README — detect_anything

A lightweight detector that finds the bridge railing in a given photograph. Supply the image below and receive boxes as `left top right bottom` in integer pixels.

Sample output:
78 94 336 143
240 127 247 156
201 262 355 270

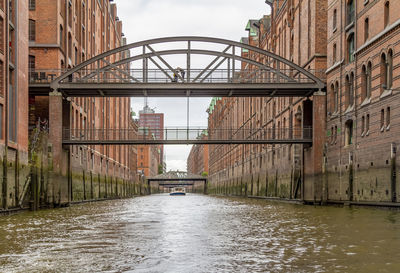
62 127 313 143
29 68 324 85
29 69 68 83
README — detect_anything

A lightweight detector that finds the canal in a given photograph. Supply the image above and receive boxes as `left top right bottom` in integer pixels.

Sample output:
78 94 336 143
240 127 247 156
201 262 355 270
1 195 400 272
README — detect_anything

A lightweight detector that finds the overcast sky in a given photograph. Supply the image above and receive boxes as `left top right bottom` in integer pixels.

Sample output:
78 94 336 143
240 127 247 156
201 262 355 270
116 0 270 172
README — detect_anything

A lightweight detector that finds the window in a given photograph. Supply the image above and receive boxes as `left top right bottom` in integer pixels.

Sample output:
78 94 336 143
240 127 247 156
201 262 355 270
361 116 365 135
59 25 63 48
367 62 372 99
330 84 335 113
0 17 3 53
29 55 35 80
8 70 16 142
334 125 338 142
380 109 385 130
364 18 369 42
386 107 390 128
387 50 393 89
0 61 3 96
333 43 337 64
366 114 370 133
333 9 337 30
334 82 339 113
361 65 368 101
345 120 353 146
29 19 35 41
347 34 355 63
347 0 355 25
68 2 72 27
346 74 354 108
380 52 392 91
0 104 2 139
29 0 35 10
68 32 72 58
384 1 390 28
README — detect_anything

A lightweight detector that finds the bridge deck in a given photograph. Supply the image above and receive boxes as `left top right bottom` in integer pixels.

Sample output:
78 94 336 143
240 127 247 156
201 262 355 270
29 82 320 97
61 128 313 145
62 139 312 145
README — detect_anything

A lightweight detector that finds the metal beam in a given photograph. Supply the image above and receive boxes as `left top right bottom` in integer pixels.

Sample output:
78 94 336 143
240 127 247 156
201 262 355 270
148 57 173 81
100 58 141 83
30 82 322 97
145 44 184 82
192 45 231 82
199 57 228 83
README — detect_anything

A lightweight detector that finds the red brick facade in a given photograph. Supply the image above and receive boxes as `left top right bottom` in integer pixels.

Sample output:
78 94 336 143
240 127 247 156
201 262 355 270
206 0 329 201
325 0 400 202
202 0 400 205
27 0 138 203
187 134 209 176
0 0 30 209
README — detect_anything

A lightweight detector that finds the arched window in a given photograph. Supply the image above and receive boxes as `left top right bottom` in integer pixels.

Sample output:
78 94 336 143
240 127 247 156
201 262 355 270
350 73 354 106
330 83 335 113
384 1 390 28
347 33 355 63
347 0 355 25
346 73 354 107
345 120 353 146
364 17 369 42
333 9 337 30
68 32 72 58
381 53 391 91
333 43 337 64
388 49 393 89
367 62 372 99
361 116 365 135
362 65 368 101
345 75 350 107
334 81 339 113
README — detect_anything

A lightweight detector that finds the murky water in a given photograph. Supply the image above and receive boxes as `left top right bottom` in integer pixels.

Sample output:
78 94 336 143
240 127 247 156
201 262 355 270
1 195 400 272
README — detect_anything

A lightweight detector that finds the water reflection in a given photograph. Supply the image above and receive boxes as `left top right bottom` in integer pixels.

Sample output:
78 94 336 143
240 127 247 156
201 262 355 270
1 195 400 272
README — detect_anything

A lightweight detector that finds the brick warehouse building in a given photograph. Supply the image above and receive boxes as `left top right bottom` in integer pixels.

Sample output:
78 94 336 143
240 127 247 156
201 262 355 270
138 104 164 170
205 0 329 202
325 0 400 203
187 132 209 176
196 0 400 205
136 126 160 177
27 0 138 205
0 0 30 210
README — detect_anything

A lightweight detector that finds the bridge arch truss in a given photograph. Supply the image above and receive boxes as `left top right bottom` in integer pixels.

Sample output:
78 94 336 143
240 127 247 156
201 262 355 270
30 36 325 97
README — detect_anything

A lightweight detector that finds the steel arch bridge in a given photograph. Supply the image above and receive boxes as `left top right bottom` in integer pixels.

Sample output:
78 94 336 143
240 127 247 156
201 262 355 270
29 36 325 97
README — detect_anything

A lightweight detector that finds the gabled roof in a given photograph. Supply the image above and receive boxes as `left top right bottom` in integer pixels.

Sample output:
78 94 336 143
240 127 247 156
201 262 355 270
245 19 259 37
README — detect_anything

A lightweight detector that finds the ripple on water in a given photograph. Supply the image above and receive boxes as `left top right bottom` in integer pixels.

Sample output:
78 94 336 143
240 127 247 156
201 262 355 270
1 195 400 272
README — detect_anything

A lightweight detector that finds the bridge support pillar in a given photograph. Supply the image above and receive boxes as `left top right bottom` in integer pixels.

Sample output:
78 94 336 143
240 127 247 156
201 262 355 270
49 91 71 204
312 91 327 203
204 180 208 195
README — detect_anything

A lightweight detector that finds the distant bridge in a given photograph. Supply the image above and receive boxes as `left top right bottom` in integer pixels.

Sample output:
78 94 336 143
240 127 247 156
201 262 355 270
147 171 208 194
